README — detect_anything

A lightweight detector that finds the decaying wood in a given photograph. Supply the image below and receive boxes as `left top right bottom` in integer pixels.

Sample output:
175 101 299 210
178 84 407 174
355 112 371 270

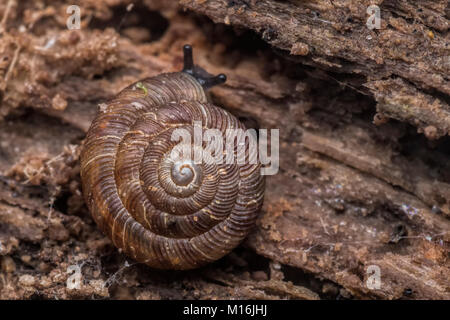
0 0 448 299
182 0 450 138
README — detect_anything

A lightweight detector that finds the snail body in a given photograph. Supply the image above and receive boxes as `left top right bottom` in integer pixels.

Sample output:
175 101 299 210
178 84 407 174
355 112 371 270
80 45 265 270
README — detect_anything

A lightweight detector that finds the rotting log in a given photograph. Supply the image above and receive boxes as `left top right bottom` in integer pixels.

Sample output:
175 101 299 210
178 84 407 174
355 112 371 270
0 0 448 299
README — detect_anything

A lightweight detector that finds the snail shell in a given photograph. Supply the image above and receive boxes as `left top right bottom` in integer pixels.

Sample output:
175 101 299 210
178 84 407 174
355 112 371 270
80 45 265 270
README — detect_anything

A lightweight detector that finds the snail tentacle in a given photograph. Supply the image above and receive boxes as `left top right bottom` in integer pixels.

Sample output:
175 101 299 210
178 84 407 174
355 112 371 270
182 44 227 89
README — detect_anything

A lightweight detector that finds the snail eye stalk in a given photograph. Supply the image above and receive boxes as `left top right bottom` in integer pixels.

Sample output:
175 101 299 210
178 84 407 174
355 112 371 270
182 44 194 71
182 44 227 89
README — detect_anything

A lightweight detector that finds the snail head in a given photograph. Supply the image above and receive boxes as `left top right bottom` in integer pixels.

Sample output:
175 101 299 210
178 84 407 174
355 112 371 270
182 44 227 89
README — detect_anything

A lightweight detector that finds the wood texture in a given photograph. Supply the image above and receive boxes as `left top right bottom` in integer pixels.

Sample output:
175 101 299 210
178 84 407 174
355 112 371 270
0 0 448 299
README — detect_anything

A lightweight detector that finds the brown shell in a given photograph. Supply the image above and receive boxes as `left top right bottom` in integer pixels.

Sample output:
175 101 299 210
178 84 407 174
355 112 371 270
80 72 265 270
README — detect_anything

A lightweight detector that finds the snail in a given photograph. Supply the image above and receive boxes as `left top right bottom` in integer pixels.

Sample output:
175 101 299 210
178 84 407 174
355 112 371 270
80 45 265 270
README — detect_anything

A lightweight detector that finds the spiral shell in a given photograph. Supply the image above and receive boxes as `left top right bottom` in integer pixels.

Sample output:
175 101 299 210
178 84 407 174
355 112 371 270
80 46 265 269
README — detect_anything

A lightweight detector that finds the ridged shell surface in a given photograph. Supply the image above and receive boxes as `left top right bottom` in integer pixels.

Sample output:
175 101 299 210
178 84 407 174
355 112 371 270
80 72 265 269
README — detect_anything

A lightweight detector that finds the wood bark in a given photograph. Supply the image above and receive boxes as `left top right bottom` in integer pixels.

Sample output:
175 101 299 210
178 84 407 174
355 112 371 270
0 0 448 299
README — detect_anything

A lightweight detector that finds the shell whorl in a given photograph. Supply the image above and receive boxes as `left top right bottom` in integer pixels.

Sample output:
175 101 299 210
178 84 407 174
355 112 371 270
80 71 265 270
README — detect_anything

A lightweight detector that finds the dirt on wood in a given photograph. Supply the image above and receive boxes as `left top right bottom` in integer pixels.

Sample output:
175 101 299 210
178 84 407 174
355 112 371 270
0 0 448 300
